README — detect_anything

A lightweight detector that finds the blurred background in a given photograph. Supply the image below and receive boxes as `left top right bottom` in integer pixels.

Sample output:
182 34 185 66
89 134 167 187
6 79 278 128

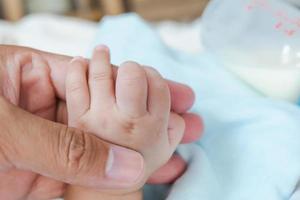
0 0 210 57
0 0 210 21
0 0 299 102
1 2 300 200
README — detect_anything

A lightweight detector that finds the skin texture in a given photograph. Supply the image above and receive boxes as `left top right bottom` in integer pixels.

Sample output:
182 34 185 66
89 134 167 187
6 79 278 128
64 47 185 199
0 45 204 199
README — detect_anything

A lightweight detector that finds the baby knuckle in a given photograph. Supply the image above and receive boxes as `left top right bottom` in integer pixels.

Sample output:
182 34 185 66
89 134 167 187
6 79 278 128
156 80 168 91
144 67 168 88
119 62 146 81
122 74 146 83
91 71 112 82
67 81 83 94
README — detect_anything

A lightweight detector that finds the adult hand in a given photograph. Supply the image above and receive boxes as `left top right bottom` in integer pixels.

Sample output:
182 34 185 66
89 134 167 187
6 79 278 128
0 45 203 199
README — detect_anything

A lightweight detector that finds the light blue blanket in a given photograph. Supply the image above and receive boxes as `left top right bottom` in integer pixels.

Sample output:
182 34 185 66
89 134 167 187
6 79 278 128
90 11 300 200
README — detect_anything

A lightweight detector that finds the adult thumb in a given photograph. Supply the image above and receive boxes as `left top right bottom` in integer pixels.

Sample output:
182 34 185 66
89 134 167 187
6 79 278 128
0 97 144 190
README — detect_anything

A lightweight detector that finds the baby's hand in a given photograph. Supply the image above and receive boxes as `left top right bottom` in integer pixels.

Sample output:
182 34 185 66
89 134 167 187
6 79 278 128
65 45 184 192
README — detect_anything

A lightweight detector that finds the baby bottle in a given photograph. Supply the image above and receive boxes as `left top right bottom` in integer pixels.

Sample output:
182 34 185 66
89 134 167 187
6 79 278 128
201 0 300 102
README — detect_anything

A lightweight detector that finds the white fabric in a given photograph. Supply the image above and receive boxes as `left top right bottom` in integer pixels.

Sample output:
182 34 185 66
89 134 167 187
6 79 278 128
0 14 203 56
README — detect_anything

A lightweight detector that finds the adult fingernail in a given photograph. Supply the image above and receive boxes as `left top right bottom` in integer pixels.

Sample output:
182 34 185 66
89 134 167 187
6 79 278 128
105 145 144 188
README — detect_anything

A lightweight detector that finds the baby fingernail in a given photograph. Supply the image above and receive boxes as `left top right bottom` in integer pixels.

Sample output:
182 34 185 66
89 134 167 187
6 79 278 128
95 44 110 53
105 145 144 188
